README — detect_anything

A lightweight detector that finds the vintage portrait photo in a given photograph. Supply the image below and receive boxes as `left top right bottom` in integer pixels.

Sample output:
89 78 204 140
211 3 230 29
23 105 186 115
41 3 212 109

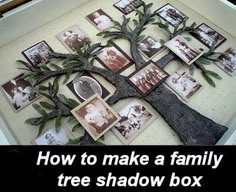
113 0 143 15
66 72 110 102
165 69 203 101
57 25 88 53
96 41 133 73
71 95 120 141
112 100 155 144
191 23 227 49
34 127 71 145
22 41 53 65
1 74 39 112
165 35 203 65
128 61 168 95
217 48 236 76
156 3 187 27
86 9 114 31
138 36 164 59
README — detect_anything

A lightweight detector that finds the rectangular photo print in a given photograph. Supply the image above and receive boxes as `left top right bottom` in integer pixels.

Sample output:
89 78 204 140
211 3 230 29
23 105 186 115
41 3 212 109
165 35 203 65
112 100 156 144
33 127 72 145
138 36 164 59
96 41 133 73
71 95 120 141
56 25 88 53
86 9 114 31
216 48 236 76
1 74 39 112
66 72 111 102
190 23 226 49
165 69 203 101
113 0 143 15
128 61 168 96
22 40 53 65
156 3 187 27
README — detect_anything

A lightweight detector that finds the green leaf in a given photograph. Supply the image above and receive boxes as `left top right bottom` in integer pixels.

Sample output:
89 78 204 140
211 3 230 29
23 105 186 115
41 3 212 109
205 70 222 80
183 37 191 42
25 117 41 125
113 20 121 27
38 91 51 100
159 39 166 45
67 116 77 124
55 114 62 131
138 35 145 42
63 67 73 84
50 63 63 70
53 78 59 97
39 102 54 110
40 65 51 71
188 64 195 75
96 31 107 36
145 3 153 10
202 72 216 87
67 98 79 108
32 104 47 116
156 23 169 29
37 120 46 137
133 19 139 26
72 123 81 132
67 137 83 145
190 22 197 29
73 71 84 84
198 58 211 65
38 85 48 91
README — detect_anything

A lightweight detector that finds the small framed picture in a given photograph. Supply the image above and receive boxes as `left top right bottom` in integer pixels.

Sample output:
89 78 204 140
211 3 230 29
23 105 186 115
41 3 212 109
1 74 39 112
33 127 72 145
190 23 227 49
56 25 88 53
138 36 164 59
113 0 143 15
96 41 133 73
128 60 169 96
156 3 187 27
66 72 111 102
216 48 236 76
22 40 53 65
71 95 120 141
112 100 156 144
165 35 203 65
86 9 114 31
165 69 203 101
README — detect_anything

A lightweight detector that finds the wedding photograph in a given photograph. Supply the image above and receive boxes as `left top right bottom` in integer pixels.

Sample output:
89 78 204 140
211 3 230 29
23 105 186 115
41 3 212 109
112 100 155 144
57 25 88 53
165 35 203 65
71 95 120 141
1 74 39 112
66 72 110 102
128 61 168 95
22 41 53 65
165 69 203 101
113 0 143 15
96 41 133 73
191 23 226 49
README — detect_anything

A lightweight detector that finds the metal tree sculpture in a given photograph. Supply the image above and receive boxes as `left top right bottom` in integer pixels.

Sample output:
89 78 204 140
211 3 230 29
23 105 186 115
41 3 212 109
20 3 227 145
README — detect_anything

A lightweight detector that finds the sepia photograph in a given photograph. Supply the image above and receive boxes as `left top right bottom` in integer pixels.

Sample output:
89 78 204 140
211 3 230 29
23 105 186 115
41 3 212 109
86 9 114 31
165 69 203 101
217 48 236 76
113 0 143 15
165 35 203 65
138 36 164 59
71 95 120 141
128 61 168 95
57 25 88 53
33 127 72 145
1 74 39 112
22 41 53 65
112 100 155 144
66 72 110 102
190 23 227 49
96 41 133 73
156 3 187 27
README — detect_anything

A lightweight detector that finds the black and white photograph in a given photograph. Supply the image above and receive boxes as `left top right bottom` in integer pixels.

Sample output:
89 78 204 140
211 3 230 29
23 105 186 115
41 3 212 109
33 127 72 145
113 0 143 15
86 9 114 31
57 25 88 53
1 74 39 112
217 48 236 76
191 23 227 49
71 95 120 141
165 69 203 101
138 36 164 59
128 61 168 95
156 3 187 27
66 72 110 102
96 41 133 73
22 41 53 65
165 35 203 65
112 100 155 144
